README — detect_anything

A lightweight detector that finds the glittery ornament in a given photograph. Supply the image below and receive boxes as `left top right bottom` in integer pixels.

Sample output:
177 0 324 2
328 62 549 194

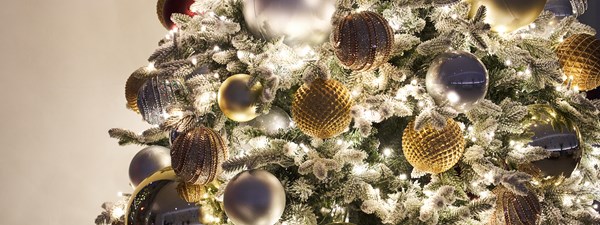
468 0 546 33
218 74 264 122
426 51 489 113
402 119 465 174
292 78 353 139
224 170 286 225
489 186 541 225
245 106 292 135
125 67 149 113
333 11 394 71
128 146 171 187
171 127 228 185
556 33 600 91
176 182 204 203
524 105 582 178
137 75 184 125
126 168 202 225
243 0 336 46
157 0 196 30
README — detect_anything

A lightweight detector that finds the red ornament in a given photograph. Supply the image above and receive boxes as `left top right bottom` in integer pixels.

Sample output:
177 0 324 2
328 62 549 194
157 0 196 30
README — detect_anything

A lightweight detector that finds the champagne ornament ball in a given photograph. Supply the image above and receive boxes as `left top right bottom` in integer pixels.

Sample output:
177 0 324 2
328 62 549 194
126 168 202 225
171 127 228 185
333 11 394 71
157 0 196 30
489 186 541 225
242 0 336 46
468 0 547 33
556 33 600 91
137 75 184 125
128 146 171 187
402 119 466 174
224 170 286 225
292 78 353 139
218 74 264 122
426 51 489 113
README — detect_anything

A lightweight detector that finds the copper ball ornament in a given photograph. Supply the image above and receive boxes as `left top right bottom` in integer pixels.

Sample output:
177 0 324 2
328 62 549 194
128 145 172 187
426 51 489 113
137 75 184 125
224 169 286 225
242 0 336 46
171 127 228 185
468 0 547 33
333 11 394 71
556 33 600 91
489 186 541 225
524 105 582 178
157 0 196 30
125 168 202 225
125 67 149 113
218 74 264 122
401 119 466 174
292 78 353 139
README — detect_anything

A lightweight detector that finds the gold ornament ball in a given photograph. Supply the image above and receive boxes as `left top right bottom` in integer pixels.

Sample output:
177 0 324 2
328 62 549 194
171 127 228 185
176 182 204 203
292 78 353 139
556 33 600 91
333 11 394 71
489 186 541 225
218 74 264 122
401 119 465 174
125 67 149 113
468 0 547 33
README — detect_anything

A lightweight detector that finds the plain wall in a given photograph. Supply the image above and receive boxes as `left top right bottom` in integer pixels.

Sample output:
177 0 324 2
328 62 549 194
0 1 598 225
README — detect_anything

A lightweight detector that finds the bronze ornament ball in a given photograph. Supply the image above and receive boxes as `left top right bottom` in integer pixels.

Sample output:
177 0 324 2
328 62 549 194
292 78 353 139
218 74 264 122
401 119 466 174
333 11 394 72
468 0 547 33
224 169 286 225
157 0 196 30
556 33 600 91
489 186 541 225
125 67 149 113
171 127 228 185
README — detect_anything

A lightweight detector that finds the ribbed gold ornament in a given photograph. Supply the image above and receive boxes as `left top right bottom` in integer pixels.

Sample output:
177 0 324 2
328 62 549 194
468 0 546 33
292 78 353 139
401 119 465 174
218 74 264 122
333 11 393 71
176 182 204 203
125 68 148 113
171 127 228 185
556 33 600 91
489 186 541 225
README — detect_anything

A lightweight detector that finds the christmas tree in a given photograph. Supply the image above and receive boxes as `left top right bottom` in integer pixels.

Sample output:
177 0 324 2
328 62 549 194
96 0 600 224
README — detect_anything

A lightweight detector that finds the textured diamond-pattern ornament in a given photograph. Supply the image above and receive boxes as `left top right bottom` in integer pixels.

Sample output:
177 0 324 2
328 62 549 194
333 11 393 71
489 186 541 225
556 33 600 91
402 119 465 174
292 79 353 139
125 67 149 113
171 127 228 185
137 75 184 125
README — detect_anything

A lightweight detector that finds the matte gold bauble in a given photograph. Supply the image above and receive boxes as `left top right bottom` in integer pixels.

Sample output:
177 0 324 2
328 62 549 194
171 127 228 185
401 119 465 174
333 11 394 71
218 74 264 122
489 186 541 225
125 168 202 225
125 68 148 113
292 78 353 139
556 33 600 91
468 0 547 33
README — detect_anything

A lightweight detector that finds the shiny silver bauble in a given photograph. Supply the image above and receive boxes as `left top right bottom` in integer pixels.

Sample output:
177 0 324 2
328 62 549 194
125 168 201 225
426 51 489 113
244 106 292 135
242 0 336 46
224 170 286 225
137 76 184 125
128 146 171 187
545 0 574 18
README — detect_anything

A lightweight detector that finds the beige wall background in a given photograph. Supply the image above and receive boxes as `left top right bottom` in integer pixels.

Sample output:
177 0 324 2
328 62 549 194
0 1 165 224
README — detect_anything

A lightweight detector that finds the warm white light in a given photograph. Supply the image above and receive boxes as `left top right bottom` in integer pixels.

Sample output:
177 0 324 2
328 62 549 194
451 14 458 20
399 173 407 180
111 207 125 218
191 57 198 65
505 60 512 66
447 91 460 103
573 85 580 92
417 101 425 107
147 62 156 71
353 164 367 175
299 143 309 153
213 45 221 51
383 148 392 157
117 191 123 197
593 204 599 210
336 139 343 145
219 16 226 20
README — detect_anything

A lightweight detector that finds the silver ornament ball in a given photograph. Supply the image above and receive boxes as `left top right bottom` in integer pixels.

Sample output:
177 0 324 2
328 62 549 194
242 0 336 46
224 169 286 225
545 0 575 18
244 106 292 135
137 75 184 125
426 51 489 113
128 146 171 187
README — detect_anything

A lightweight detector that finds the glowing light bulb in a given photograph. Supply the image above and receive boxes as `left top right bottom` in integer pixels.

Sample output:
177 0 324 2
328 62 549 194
383 148 392 157
399 173 407 180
